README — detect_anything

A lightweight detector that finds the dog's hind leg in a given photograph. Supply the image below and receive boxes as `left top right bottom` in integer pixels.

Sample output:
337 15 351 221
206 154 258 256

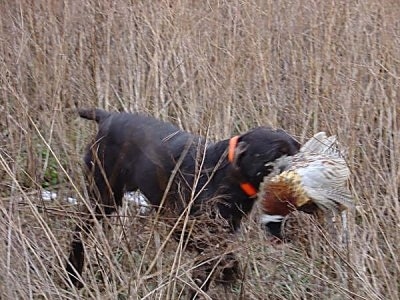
66 150 124 287
65 205 94 287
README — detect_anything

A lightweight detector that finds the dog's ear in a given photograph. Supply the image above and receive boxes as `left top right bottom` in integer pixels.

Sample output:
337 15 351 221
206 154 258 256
231 141 248 169
229 140 250 182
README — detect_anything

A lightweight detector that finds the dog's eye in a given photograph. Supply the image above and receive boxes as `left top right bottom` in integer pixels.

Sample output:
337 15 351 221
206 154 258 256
254 153 261 158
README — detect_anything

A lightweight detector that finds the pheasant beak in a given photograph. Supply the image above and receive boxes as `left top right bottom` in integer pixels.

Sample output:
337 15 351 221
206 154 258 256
297 201 319 214
293 195 311 209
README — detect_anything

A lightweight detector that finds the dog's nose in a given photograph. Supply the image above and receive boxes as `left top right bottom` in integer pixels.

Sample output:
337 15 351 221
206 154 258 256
278 164 287 174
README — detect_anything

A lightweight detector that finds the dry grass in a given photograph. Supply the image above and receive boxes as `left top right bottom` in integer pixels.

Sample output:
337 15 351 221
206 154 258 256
0 0 399 299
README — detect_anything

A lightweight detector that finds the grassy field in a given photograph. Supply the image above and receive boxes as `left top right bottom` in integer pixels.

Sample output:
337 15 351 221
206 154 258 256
0 0 399 299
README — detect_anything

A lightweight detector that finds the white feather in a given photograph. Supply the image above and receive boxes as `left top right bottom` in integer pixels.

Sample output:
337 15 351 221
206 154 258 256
295 158 350 187
300 132 344 157
297 133 352 211
259 214 284 224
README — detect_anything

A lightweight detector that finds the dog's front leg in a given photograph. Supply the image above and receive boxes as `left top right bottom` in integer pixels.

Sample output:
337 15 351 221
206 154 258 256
190 251 240 299
185 216 241 299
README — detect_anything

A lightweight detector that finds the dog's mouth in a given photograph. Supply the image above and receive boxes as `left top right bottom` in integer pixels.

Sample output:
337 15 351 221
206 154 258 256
264 155 292 177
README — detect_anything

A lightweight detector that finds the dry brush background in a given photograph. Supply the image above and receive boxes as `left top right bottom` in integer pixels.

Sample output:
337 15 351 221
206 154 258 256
0 0 399 299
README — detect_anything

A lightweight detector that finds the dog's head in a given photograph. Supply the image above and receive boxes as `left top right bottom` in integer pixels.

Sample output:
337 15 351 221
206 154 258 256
229 127 300 188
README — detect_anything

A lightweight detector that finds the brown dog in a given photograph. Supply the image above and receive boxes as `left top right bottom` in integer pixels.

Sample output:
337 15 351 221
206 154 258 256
66 108 300 295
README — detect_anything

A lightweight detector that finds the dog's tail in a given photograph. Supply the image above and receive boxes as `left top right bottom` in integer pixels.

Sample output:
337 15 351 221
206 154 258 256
78 108 111 123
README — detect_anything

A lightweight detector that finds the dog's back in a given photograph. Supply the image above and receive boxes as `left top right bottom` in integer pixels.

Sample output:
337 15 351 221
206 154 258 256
78 108 205 207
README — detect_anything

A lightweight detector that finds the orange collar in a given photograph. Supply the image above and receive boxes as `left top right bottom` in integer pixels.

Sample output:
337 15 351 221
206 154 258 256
228 136 258 198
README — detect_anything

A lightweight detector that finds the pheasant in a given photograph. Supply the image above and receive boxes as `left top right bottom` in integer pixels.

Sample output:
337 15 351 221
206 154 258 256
258 132 353 224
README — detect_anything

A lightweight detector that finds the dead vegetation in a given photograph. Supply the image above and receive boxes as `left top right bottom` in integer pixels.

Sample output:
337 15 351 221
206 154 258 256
0 0 399 299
